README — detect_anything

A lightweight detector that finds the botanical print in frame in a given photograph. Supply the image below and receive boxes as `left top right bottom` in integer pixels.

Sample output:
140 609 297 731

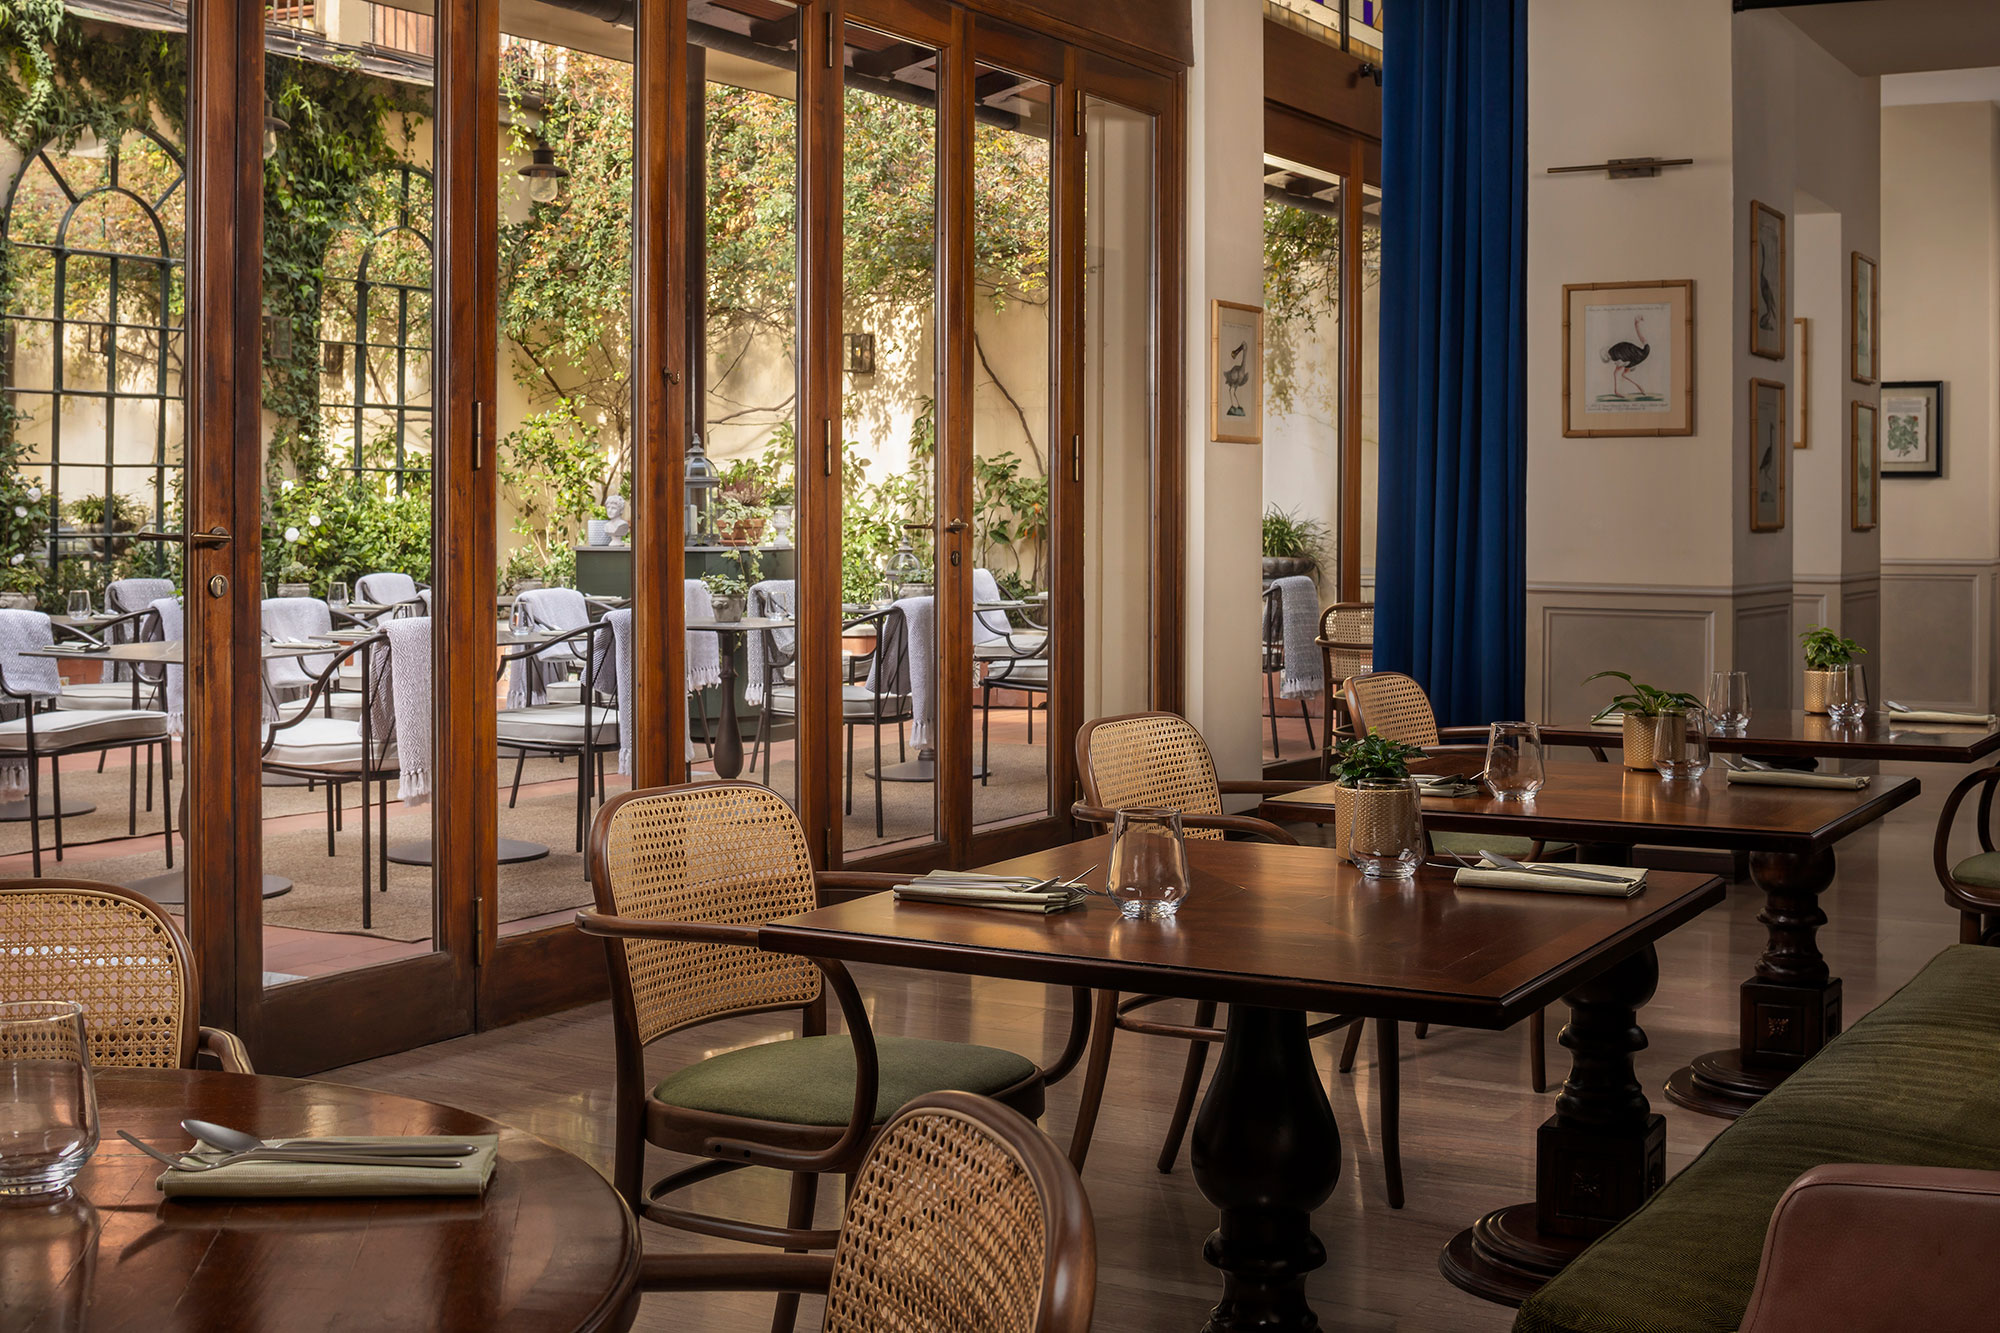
1881 380 1943 477
1851 401 1879 530
1792 317 1809 448
1750 378 1787 532
1750 201 1787 360
1562 279 1694 437
1851 252 1878 385
1210 299 1264 444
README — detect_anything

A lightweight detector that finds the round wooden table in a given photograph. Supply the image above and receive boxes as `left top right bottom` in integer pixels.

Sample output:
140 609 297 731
0 1067 640 1333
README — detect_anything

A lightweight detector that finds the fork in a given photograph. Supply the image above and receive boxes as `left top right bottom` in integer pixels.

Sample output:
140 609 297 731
117 1131 463 1172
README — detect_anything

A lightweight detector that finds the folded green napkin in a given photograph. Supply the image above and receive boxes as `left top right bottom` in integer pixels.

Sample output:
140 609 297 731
157 1135 498 1199
1724 769 1869 790
1885 709 1996 726
1589 711 1626 729
1452 861 1646 897
892 871 1084 914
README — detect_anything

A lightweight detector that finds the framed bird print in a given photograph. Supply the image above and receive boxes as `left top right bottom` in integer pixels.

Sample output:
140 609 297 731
1881 380 1943 477
1851 400 1880 530
1750 378 1787 532
1209 300 1264 444
1851 253 1879 384
1750 201 1787 360
1562 279 1694 437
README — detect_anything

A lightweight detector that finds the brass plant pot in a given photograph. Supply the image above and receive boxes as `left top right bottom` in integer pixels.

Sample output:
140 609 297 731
1622 713 1658 771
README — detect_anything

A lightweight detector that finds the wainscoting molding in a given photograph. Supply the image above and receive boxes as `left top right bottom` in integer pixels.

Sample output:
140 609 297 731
1879 560 1996 711
1528 583 1726 722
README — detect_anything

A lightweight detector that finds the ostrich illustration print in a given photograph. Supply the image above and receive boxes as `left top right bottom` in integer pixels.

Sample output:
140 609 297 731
1223 341 1249 418
1600 316 1652 399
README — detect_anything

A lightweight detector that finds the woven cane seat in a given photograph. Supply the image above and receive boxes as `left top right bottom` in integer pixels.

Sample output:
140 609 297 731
0 883 193 1068
653 1034 1037 1127
1075 713 1227 841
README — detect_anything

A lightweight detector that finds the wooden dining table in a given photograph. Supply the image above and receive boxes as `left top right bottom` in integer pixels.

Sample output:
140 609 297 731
1268 765 1921 1123
0 1066 639 1333
761 835 1727 1323
1536 710 2000 764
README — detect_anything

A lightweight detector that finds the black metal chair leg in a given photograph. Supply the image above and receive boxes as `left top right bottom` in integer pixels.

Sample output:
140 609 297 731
1379 1018 1404 1209
161 741 174 868
509 746 528 807
1266 667 1282 756
27 749 43 877
979 685 992 787
50 757 65 861
874 718 886 839
158 740 173 864
128 745 139 835
1300 697 1315 752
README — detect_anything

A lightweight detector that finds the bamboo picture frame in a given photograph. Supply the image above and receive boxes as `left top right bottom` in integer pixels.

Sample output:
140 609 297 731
1209 299 1264 444
1750 201 1786 361
1750 378 1787 532
1792 317 1810 448
1561 279 1695 437
1851 252 1879 385
1851 399 1880 530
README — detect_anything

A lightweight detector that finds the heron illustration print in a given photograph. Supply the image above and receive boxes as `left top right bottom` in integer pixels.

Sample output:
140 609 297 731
1584 301 1671 411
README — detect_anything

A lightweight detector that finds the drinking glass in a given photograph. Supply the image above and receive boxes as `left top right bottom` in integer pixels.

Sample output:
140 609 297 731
1827 664 1869 723
1484 721 1546 800
327 581 349 609
1707 670 1751 731
0 1001 99 1198
1653 707 1711 781
1343 777 1424 879
1107 807 1192 920
64 590 90 620
509 600 532 637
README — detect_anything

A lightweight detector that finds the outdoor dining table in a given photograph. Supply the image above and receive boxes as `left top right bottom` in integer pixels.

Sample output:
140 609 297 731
0 1066 640 1333
1267 765 1921 1124
687 615 792 780
1536 710 2000 764
761 835 1727 1323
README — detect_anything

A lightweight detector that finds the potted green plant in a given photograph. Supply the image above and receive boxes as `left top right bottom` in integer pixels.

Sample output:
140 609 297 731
1583 671 1702 771
1799 625 1865 715
1327 730 1427 875
703 571 749 622
1262 505 1327 582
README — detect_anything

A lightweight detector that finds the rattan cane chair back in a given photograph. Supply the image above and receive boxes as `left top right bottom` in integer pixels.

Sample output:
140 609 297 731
592 782 822 1044
824 1092 1094 1333
1343 671 1441 747
1074 713 1225 842
1318 602 1375 682
0 880 198 1068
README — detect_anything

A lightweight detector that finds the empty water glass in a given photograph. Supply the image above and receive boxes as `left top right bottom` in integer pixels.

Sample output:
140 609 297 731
327 581 349 609
1826 664 1869 723
1484 721 1546 801
1653 708 1711 781
0 1001 99 1198
64 590 90 620
1107 807 1192 920
1708 671 1751 731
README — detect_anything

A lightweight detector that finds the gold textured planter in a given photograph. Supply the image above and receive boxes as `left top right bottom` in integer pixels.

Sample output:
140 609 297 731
1802 669 1842 715
1332 779 1424 874
1622 713 1658 771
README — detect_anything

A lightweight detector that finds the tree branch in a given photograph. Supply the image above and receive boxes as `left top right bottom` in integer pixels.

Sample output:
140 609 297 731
972 329 1044 475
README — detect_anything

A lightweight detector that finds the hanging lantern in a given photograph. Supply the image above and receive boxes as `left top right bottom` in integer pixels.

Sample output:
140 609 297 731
684 434 717 546
263 97 289 161
518 144 569 205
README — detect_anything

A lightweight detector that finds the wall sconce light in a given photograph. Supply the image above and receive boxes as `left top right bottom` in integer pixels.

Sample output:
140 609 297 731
518 144 569 204
262 312 293 363
324 341 345 376
843 332 876 376
263 97 289 161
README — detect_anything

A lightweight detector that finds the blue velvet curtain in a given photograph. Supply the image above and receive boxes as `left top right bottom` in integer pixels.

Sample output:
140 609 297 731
1376 0 1526 727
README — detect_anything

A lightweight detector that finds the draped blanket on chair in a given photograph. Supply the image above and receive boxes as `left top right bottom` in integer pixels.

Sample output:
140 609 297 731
1376 0 1527 727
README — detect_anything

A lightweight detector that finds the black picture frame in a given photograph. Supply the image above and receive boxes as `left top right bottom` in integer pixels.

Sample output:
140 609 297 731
1880 380 1944 478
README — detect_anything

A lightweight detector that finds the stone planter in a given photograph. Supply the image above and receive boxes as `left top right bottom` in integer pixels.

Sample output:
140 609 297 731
1802 668 1844 715
1622 712 1658 771
710 594 745 623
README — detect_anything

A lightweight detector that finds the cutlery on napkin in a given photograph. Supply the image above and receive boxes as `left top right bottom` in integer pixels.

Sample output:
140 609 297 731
151 1134 501 1199
1413 774 1482 798
1881 704 1996 725
893 870 1091 914
1723 766 1870 790
1449 858 1647 897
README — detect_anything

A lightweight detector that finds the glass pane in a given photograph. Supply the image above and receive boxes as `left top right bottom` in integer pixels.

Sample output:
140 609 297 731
257 38 437 983
839 19 940 857
1360 183 1381 601
0 50 185 898
494 16 636 940
1082 97 1154 722
687 0 800 810
1260 159 1342 764
971 63 1053 833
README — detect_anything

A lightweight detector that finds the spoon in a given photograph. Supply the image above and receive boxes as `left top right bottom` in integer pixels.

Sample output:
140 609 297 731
182 1120 478 1158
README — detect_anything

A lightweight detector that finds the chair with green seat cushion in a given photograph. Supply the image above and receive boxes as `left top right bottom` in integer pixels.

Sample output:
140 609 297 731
1932 762 2000 944
576 780 1085 1333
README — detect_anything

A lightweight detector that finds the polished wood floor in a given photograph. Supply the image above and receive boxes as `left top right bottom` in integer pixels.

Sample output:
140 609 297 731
328 753 1968 1331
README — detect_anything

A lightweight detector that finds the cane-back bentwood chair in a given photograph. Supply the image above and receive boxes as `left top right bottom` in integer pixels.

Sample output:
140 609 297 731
576 782 1088 1333
1343 670 1558 1092
1316 601 1374 757
1933 762 2000 946
1065 713 1412 1206
0 879 253 1072
641 1091 1096 1333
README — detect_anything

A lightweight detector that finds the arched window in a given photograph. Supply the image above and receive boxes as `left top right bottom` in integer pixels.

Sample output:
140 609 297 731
319 164 433 493
1 128 184 579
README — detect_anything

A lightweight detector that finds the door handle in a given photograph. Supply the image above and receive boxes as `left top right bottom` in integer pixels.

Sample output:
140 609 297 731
135 527 232 547
942 519 968 534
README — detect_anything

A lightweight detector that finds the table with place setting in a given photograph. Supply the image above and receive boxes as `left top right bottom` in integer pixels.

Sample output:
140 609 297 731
1536 707 2000 765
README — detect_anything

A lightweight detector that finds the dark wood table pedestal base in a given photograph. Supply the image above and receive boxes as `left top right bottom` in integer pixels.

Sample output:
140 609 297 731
1443 946 1666 1306
1190 1006 1341 1332
1666 849 1838 1120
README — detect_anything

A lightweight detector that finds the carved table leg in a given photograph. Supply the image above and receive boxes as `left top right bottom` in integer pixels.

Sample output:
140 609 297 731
1189 1006 1341 1332
1666 847 1838 1119
1441 945 1666 1306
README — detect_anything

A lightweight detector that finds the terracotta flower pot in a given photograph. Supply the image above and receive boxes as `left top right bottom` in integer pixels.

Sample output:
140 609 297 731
1622 713 1658 771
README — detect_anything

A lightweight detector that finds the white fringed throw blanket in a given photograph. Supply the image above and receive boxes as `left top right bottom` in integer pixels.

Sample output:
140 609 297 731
377 617 432 805
866 596 933 748
1271 575 1324 701
685 580 721 692
151 597 184 735
605 608 635 775
509 587 592 708
102 577 173 682
0 610 59 801
744 579 796 708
